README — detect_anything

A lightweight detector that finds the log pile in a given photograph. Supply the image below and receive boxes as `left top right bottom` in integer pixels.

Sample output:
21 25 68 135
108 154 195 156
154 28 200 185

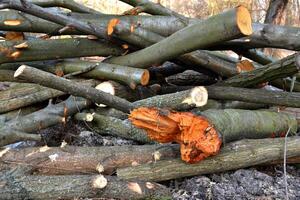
0 0 299 199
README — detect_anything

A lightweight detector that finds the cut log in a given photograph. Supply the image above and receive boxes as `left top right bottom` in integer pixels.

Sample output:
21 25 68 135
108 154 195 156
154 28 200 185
75 112 151 143
14 65 134 113
0 95 91 146
0 171 170 200
53 60 149 88
105 6 252 68
129 108 297 163
133 86 208 110
206 86 300 108
0 143 179 175
117 137 300 182
0 38 124 64
217 53 300 87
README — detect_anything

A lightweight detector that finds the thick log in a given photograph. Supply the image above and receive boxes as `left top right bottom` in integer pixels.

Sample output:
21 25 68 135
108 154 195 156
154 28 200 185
201 109 297 142
0 95 91 146
206 86 300 108
133 86 208 110
217 53 300 87
75 113 151 143
0 171 170 199
14 65 134 113
29 0 102 14
117 137 300 181
0 143 179 175
192 99 267 111
0 38 124 64
165 70 216 86
129 107 297 163
105 6 252 68
51 60 149 88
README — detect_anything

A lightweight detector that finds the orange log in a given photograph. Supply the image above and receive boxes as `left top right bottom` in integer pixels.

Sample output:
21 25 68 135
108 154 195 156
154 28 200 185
129 107 221 163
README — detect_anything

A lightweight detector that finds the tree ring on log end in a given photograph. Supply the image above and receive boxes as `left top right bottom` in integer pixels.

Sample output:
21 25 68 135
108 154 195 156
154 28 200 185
91 175 107 189
95 82 115 107
140 70 150 86
236 5 252 36
190 86 208 107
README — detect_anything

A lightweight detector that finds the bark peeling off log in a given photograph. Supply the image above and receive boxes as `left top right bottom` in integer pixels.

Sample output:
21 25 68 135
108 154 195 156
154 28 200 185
117 137 300 182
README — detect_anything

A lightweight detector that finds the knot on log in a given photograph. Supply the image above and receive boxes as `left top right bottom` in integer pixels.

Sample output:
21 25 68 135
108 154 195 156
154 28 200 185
129 107 222 163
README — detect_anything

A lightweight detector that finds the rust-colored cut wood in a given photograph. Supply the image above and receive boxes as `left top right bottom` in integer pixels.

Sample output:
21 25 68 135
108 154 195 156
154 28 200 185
129 107 221 163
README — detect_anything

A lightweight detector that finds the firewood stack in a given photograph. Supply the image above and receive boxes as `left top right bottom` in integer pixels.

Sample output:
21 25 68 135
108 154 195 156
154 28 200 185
0 0 299 199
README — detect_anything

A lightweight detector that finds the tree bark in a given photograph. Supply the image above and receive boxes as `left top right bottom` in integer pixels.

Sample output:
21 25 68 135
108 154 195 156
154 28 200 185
206 86 300 108
14 65 134 113
0 171 170 200
264 0 288 24
120 0 186 19
0 38 124 64
105 6 252 68
165 70 216 86
75 112 151 143
133 86 208 110
201 109 297 143
51 60 149 89
0 143 179 175
117 137 300 182
0 96 91 146
0 83 64 113
29 0 102 14
217 53 300 87
1 0 111 40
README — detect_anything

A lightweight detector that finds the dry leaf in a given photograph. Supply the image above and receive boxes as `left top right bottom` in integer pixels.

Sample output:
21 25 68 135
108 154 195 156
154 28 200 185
107 18 120 36
14 42 28 49
4 19 21 26
5 32 24 41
